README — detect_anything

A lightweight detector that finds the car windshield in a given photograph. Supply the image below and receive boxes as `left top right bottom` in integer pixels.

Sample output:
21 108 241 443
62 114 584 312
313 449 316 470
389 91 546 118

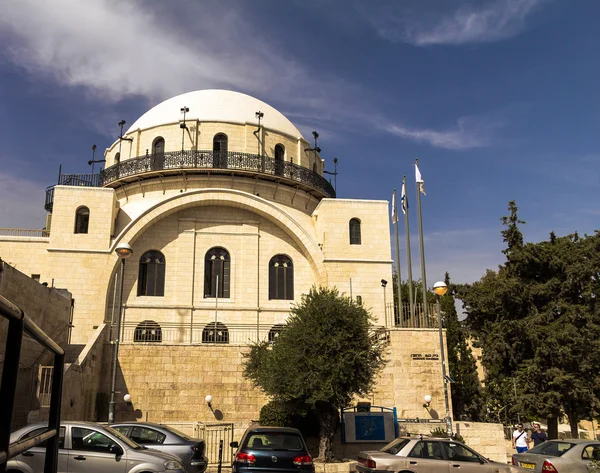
161 425 193 440
103 425 143 449
528 441 575 457
244 432 303 451
381 438 410 455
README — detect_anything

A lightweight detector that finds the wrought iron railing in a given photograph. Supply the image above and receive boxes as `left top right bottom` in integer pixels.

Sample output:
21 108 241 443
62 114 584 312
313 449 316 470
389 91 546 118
100 150 335 197
111 321 388 346
44 173 101 212
44 150 335 212
0 228 50 237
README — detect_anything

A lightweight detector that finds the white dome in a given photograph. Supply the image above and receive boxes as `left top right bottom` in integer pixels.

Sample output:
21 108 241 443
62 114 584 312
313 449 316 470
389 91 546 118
126 89 303 139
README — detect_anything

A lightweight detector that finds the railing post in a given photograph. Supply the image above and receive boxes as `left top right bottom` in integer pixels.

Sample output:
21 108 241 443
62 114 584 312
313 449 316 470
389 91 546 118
44 351 64 473
0 318 24 472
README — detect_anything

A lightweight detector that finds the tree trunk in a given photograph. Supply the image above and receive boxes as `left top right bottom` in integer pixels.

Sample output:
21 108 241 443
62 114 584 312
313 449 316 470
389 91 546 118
567 412 579 439
316 403 338 462
547 416 558 440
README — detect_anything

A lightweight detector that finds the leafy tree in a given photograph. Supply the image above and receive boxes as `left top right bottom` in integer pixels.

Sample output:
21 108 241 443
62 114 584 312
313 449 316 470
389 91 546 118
459 201 600 438
243 286 388 461
442 272 485 422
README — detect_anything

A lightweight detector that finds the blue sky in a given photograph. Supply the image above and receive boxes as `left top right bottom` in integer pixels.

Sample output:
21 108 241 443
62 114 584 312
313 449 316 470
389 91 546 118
1 0 599 284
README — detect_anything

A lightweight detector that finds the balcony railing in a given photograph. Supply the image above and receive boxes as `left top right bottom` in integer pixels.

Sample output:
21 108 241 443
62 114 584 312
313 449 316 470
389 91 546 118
101 150 335 197
385 302 438 328
0 228 50 237
44 150 335 212
111 321 388 346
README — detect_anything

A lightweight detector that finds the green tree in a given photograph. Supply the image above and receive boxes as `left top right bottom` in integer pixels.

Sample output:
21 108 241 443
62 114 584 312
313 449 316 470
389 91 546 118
459 201 600 438
442 272 484 422
243 286 388 461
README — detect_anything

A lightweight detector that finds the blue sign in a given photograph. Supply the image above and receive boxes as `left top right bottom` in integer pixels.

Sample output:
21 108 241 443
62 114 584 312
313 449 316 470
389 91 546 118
354 415 386 441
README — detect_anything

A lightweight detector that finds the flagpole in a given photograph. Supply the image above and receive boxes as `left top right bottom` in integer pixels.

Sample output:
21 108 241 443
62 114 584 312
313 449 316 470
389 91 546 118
393 189 403 327
415 159 429 327
403 175 415 326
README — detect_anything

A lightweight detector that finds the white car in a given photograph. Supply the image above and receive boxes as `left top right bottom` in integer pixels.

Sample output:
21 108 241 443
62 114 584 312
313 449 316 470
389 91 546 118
8 421 185 473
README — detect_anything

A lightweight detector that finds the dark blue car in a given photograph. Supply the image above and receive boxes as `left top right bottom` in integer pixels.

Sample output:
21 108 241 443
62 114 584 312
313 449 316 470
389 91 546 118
231 426 314 473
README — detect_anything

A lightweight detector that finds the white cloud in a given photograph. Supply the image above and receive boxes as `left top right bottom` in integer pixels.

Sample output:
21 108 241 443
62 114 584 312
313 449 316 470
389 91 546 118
0 173 47 229
0 0 337 110
382 117 494 150
366 0 543 46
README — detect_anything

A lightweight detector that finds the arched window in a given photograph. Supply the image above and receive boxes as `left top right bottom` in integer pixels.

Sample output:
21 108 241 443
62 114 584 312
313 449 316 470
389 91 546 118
349 218 361 245
202 322 229 344
115 152 120 165
138 250 166 296
74 206 90 234
213 133 228 168
269 255 293 300
134 320 162 342
152 137 165 156
204 247 230 298
268 324 285 343
274 144 284 176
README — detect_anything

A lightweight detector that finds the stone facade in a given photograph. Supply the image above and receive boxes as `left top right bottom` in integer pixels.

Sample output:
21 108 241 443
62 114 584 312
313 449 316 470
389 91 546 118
0 89 447 432
0 260 73 428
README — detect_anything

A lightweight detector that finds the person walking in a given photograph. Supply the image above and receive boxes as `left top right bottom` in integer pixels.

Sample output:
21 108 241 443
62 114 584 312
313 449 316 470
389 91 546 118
529 423 548 447
512 423 528 453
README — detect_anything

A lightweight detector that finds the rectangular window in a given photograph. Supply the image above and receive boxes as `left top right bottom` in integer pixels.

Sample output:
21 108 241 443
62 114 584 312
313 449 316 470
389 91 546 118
31 274 41 282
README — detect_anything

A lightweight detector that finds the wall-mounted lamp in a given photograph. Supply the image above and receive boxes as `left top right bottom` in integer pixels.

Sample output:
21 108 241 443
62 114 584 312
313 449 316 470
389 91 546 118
205 395 213 410
381 279 388 288
124 393 132 405
423 394 432 408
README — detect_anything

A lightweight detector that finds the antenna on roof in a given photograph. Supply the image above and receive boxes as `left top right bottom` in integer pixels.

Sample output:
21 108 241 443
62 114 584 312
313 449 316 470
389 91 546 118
117 120 133 159
323 157 338 195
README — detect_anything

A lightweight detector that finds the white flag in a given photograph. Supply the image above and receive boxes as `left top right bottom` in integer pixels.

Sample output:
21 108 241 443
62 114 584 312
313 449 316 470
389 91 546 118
391 190 398 223
401 182 407 214
415 163 426 195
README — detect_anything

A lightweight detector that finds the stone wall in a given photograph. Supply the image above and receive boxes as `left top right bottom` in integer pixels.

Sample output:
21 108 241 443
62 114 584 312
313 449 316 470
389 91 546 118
110 344 267 423
370 328 450 420
0 260 72 428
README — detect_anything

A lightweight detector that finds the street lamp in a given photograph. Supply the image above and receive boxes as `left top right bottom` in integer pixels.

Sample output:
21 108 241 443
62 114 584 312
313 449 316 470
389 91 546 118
381 279 388 326
423 394 432 408
108 242 133 423
433 280 452 436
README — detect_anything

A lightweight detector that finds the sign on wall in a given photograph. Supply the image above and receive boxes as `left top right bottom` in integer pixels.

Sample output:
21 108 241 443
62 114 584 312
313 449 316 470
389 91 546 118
411 353 439 361
342 410 397 443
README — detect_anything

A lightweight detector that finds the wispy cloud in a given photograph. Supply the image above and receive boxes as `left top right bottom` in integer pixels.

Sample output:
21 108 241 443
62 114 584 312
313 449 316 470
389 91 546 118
0 0 349 117
382 116 496 150
364 0 543 46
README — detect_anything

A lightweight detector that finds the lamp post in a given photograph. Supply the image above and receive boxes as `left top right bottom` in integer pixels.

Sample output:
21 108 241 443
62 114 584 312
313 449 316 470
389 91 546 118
108 242 133 423
433 280 452 436
381 279 388 326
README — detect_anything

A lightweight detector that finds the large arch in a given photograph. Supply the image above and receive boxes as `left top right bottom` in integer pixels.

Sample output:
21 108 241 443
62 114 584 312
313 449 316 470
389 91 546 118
101 189 327 314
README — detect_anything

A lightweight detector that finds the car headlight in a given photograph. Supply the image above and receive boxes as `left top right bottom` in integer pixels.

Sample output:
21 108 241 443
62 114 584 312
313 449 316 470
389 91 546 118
164 459 183 470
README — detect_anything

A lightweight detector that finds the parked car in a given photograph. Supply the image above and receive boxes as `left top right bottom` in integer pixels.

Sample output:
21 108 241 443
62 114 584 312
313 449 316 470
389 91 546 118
357 436 525 473
8 421 185 473
512 439 600 472
230 426 314 473
112 422 208 473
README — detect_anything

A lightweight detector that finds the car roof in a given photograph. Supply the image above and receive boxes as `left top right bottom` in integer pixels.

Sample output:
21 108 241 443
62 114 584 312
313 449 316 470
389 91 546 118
111 422 165 429
545 439 598 444
246 426 302 434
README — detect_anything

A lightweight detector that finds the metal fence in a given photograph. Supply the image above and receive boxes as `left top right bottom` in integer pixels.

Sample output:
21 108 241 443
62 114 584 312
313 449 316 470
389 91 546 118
385 302 438 328
0 229 49 238
164 422 234 467
114 321 390 346
116 321 284 345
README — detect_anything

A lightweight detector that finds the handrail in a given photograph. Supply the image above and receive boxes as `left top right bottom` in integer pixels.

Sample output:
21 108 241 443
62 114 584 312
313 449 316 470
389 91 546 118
0 293 65 473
